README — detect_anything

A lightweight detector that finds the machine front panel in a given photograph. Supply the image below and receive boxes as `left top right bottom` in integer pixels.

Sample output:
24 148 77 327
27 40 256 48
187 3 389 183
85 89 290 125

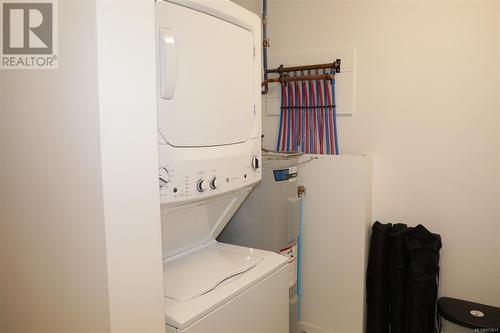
156 1 256 147
158 138 261 206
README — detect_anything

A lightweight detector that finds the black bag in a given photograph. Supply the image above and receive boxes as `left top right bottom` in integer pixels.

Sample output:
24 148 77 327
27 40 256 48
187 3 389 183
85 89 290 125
366 222 392 333
388 223 409 333
403 225 442 333
366 222 442 333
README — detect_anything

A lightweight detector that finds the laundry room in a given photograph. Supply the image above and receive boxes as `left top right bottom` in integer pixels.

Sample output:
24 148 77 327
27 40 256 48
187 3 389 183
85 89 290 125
1 1 500 333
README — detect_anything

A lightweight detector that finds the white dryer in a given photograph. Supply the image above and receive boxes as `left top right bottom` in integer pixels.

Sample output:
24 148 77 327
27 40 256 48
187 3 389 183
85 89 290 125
156 1 289 332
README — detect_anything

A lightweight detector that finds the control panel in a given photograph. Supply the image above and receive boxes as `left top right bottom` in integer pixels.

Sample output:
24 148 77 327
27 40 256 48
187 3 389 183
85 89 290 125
158 139 261 205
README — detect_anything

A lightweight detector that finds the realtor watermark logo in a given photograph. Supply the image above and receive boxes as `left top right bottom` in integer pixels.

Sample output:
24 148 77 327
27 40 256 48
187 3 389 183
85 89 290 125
1 0 58 69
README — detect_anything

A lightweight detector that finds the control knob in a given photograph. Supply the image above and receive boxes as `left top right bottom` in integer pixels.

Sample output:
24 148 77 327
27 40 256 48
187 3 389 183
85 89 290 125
159 167 170 189
210 177 220 190
251 155 260 170
196 179 209 192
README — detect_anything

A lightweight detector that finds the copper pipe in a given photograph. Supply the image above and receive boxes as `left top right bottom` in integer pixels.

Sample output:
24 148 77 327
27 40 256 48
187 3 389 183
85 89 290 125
262 73 335 85
266 61 340 74
262 0 269 95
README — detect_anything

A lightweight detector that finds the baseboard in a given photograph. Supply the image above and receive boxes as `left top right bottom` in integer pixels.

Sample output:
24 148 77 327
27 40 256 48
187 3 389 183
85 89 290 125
298 321 334 333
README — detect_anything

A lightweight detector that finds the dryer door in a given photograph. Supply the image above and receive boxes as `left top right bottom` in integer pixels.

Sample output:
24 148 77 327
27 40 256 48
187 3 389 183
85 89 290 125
156 1 256 147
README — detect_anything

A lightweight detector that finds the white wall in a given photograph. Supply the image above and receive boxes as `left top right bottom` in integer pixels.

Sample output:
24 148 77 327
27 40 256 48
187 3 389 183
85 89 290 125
0 1 164 331
260 0 500 307
95 1 165 331
232 0 260 16
0 42 3 331
1 2 111 331
498 3 500 310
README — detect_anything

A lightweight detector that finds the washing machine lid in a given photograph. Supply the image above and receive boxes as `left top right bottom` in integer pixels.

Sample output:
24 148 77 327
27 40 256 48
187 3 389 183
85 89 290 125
164 245 262 301
164 242 288 330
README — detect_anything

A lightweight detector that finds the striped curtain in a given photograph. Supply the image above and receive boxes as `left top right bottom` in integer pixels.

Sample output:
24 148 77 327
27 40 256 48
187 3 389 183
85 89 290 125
276 79 339 155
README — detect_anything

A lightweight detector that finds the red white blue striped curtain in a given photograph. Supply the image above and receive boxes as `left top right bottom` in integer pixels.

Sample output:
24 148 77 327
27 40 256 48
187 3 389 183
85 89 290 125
276 79 339 155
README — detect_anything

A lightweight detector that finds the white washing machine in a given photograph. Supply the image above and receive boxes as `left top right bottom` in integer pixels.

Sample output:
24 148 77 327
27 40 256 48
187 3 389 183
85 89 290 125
156 1 289 332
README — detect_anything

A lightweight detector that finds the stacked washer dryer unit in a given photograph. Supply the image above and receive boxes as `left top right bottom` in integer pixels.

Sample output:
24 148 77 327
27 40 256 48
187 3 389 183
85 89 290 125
156 1 289 332
219 151 302 333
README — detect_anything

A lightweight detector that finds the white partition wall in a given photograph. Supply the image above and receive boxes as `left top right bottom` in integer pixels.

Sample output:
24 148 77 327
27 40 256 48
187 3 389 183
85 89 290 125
299 154 372 333
1 1 164 331
96 1 165 331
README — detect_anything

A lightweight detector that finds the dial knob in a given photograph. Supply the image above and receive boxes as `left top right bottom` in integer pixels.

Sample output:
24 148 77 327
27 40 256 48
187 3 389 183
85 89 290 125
251 156 260 170
196 179 209 192
210 177 220 190
159 167 170 189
